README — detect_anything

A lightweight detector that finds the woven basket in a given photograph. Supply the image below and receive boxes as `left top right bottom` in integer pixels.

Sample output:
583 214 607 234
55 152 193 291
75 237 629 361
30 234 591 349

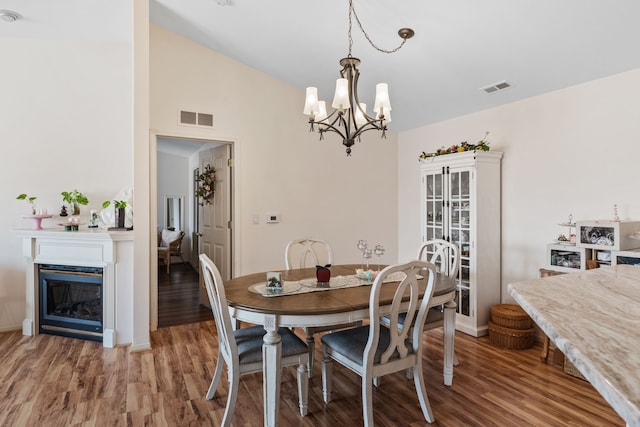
488 321 535 350
490 304 532 330
563 357 586 380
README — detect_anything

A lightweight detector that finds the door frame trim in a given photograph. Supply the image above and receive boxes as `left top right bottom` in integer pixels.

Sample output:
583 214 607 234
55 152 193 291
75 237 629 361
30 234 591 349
150 129 236 331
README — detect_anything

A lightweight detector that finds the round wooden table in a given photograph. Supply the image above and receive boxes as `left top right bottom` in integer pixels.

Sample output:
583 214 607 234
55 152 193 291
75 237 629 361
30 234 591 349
223 264 457 427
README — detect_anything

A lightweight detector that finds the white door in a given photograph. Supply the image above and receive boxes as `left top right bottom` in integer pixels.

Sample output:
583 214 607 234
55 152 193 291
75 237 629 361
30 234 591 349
198 145 232 302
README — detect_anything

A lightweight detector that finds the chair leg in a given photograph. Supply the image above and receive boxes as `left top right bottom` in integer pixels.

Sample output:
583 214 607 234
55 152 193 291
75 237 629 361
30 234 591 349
373 376 381 387
297 360 309 416
413 360 435 423
362 373 375 426
306 333 315 378
220 366 239 427
405 367 413 380
321 348 333 404
206 349 225 400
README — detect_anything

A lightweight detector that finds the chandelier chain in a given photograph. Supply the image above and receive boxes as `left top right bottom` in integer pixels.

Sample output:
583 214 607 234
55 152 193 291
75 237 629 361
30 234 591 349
348 0 408 55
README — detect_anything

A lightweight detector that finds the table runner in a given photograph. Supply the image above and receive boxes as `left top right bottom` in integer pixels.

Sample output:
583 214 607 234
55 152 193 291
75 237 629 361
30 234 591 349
249 271 413 297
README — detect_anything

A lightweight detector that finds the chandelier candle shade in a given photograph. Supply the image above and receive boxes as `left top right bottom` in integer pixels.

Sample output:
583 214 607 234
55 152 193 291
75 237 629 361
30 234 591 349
303 0 414 155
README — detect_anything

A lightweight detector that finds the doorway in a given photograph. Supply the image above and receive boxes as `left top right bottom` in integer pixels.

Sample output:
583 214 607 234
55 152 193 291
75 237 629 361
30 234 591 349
153 135 233 328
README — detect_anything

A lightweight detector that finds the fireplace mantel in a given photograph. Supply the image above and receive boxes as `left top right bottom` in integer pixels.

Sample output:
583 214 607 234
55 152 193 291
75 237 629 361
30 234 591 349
15 228 134 347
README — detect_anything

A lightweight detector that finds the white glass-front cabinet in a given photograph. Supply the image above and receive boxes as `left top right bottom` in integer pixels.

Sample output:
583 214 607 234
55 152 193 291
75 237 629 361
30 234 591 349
420 151 503 337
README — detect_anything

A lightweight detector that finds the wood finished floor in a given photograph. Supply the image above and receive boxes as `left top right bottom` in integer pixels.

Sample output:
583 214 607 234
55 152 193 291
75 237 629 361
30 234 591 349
0 267 624 426
157 262 211 328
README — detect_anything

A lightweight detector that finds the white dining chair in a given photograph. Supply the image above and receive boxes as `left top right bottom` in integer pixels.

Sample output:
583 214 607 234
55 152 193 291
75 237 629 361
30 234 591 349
285 237 360 378
415 239 460 366
285 237 334 270
378 239 460 386
199 254 310 425
320 260 438 425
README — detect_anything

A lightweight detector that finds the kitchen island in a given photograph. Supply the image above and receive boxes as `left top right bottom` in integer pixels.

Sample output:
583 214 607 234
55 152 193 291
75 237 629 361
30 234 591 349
509 265 640 426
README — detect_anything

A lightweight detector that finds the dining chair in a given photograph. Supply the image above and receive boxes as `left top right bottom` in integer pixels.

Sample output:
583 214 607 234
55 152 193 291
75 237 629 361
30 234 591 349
285 237 334 270
158 229 186 274
379 239 460 385
199 254 310 425
285 237 360 378
415 239 460 366
320 260 438 425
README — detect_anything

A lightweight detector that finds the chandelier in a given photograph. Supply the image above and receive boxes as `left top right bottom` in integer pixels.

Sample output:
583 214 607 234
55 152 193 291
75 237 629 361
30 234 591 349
303 0 414 156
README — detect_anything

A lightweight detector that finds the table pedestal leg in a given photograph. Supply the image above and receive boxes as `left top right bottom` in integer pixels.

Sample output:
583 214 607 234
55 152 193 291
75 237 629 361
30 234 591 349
263 315 281 427
443 299 456 386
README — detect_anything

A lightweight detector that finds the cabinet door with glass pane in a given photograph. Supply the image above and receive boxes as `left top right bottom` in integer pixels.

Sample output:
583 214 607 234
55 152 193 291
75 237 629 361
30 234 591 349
420 151 502 337
449 167 472 319
421 167 445 242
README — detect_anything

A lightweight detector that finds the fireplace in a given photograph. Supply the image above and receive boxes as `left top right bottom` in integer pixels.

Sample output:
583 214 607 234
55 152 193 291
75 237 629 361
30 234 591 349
17 228 136 348
38 264 103 342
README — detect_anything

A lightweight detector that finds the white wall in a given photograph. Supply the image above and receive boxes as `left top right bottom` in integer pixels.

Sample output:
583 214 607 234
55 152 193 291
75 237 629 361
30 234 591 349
150 25 400 275
398 68 640 303
0 38 133 332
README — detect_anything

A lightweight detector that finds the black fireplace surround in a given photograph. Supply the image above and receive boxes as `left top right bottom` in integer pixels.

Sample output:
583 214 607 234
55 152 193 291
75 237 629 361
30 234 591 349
38 264 103 342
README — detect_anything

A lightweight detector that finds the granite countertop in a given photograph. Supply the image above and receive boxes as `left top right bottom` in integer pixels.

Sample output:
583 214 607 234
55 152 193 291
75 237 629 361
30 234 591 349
508 265 640 426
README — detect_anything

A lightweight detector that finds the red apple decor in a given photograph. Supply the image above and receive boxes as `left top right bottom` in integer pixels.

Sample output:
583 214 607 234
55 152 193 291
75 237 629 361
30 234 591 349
316 264 332 287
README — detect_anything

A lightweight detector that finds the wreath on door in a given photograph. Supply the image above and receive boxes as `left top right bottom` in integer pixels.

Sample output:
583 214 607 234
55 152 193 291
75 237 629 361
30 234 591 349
195 164 216 206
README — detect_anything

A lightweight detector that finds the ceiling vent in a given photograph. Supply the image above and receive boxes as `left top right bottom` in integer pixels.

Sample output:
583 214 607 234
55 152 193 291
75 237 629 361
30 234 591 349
179 110 214 128
480 81 512 94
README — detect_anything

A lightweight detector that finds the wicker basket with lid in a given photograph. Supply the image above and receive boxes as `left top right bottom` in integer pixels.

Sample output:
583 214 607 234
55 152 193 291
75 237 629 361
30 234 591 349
490 304 532 330
488 321 535 350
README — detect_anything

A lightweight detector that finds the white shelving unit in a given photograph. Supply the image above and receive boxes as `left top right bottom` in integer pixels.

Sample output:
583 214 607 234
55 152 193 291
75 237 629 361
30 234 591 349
546 243 591 273
612 248 640 266
420 151 502 337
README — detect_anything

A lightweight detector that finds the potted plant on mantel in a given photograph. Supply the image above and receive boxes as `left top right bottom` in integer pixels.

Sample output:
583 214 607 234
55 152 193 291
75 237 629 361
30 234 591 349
16 193 53 230
61 189 89 216
102 200 128 229
16 193 37 214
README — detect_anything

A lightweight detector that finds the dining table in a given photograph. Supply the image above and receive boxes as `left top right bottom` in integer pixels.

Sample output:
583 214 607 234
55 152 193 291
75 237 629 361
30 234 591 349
223 264 457 427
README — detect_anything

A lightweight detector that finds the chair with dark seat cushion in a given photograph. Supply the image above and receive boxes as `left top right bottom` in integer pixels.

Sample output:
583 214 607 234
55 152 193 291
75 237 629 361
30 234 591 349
321 260 438 425
381 239 461 372
199 254 309 426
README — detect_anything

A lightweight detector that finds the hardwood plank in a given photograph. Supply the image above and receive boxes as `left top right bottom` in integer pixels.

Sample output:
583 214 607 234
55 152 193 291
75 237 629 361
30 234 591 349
157 263 212 328
0 319 625 426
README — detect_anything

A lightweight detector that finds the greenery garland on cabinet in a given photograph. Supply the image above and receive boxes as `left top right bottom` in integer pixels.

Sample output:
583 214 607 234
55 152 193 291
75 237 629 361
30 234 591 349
195 164 216 205
419 131 491 160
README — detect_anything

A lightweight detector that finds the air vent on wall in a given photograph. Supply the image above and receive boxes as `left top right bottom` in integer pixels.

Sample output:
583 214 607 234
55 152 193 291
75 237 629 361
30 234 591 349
480 80 512 94
179 110 214 128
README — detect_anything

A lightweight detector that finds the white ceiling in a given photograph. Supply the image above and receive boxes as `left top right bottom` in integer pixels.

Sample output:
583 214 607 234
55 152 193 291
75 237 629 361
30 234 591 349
3 1 640 132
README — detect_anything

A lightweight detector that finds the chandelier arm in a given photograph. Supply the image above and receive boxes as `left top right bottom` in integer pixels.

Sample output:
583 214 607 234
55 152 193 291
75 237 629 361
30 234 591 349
351 120 387 141
315 113 348 142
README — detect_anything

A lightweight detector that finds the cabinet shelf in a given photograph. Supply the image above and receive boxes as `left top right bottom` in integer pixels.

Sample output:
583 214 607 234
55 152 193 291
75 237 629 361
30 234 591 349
546 244 591 273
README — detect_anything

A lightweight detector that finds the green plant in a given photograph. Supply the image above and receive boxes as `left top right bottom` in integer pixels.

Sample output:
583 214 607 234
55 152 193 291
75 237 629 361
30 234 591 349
102 200 127 209
419 131 491 160
16 193 37 214
61 190 89 206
